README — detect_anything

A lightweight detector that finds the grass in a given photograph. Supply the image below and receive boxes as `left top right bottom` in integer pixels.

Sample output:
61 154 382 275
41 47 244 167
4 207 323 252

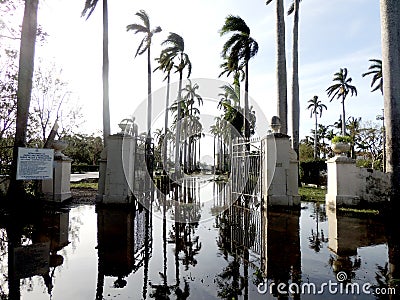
70 182 98 190
299 186 326 202
338 207 380 215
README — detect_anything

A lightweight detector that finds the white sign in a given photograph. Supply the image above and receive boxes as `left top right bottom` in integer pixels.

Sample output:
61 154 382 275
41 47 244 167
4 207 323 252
16 147 54 180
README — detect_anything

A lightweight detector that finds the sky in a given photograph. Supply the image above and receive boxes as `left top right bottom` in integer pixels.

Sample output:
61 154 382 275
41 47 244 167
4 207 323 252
3 0 383 141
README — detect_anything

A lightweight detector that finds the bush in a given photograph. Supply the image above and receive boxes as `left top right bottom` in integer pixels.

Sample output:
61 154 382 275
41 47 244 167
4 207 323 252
299 159 327 185
71 164 99 173
332 135 352 143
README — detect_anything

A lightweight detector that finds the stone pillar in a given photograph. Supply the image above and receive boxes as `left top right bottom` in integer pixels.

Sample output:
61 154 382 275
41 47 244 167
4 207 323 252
325 156 360 207
42 157 72 202
262 133 300 206
101 134 136 204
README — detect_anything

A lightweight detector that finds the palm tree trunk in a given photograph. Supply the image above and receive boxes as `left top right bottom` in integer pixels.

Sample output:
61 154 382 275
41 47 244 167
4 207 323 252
276 0 288 135
8 0 39 198
244 63 250 139
380 0 400 197
163 74 170 174
314 115 318 159
341 96 346 136
174 69 183 180
102 0 110 146
291 0 300 155
147 45 153 138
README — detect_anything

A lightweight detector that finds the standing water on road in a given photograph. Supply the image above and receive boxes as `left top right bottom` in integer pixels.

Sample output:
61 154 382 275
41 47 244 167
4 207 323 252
0 175 399 299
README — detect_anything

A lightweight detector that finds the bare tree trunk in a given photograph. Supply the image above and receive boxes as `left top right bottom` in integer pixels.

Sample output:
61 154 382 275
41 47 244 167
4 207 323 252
8 0 39 198
381 0 400 197
276 0 288 134
291 0 300 155
102 0 110 146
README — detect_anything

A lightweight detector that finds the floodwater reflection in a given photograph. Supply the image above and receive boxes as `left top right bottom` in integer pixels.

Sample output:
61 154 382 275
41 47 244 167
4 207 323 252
0 177 399 299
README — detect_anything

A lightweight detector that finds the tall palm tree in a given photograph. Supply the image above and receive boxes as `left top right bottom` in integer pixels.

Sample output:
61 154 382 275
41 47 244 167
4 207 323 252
362 59 383 94
266 0 288 134
326 68 357 136
81 0 110 148
220 15 258 139
127 10 161 139
160 32 191 179
288 0 301 155
154 52 174 173
307 96 327 159
8 0 39 198
380 0 400 195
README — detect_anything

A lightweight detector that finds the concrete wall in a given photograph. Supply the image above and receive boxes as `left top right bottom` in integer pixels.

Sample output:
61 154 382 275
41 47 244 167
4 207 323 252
326 156 391 207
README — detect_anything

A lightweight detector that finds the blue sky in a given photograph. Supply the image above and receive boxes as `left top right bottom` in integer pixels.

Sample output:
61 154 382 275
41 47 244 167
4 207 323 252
6 0 383 139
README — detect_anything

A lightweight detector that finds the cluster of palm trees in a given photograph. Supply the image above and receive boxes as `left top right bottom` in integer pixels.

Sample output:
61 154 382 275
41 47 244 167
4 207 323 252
304 58 386 161
6 0 400 199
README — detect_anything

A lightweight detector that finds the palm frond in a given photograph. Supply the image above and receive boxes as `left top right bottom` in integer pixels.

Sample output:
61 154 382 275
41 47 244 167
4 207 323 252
81 0 98 19
220 15 250 36
126 24 148 34
135 9 150 30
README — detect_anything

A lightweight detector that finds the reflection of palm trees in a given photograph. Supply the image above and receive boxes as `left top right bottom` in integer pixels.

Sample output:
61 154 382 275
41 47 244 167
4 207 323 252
216 257 245 299
328 255 361 282
308 203 328 253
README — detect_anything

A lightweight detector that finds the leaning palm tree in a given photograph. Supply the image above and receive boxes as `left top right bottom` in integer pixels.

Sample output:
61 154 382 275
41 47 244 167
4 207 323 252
81 0 110 148
326 68 357 135
220 15 258 139
154 52 174 173
266 0 288 134
8 0 39 198
288 0 301 155
160 32 191 179
380 0 400 195
362 59 383 95
307 96 327 159
127 10 161 139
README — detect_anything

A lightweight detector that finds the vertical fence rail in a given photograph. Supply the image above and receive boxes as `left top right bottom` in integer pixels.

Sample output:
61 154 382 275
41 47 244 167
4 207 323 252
227 137 264 262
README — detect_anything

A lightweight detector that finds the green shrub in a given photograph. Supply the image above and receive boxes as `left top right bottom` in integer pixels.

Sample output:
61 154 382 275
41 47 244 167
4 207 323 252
332 135 352 143
299 159 327 185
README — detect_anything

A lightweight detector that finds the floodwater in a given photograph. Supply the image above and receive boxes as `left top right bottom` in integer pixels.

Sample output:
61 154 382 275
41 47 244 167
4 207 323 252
0 176 399 300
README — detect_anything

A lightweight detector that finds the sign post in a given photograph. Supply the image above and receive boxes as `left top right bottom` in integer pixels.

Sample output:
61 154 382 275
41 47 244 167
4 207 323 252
16 148 54 180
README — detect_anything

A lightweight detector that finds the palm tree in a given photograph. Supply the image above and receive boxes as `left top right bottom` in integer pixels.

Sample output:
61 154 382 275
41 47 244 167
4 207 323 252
160 32 191 179
362 59 383 94
347 116 361 159
154 52 174 173
182 80 203 172
81 0 110 148
266 0 288 134
307 96 327 159
8 0 39 198
288 0 301 155
127 10 161 139
381 0 400 196
326 68 357 136
219 58 245 101
220 15 258 139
